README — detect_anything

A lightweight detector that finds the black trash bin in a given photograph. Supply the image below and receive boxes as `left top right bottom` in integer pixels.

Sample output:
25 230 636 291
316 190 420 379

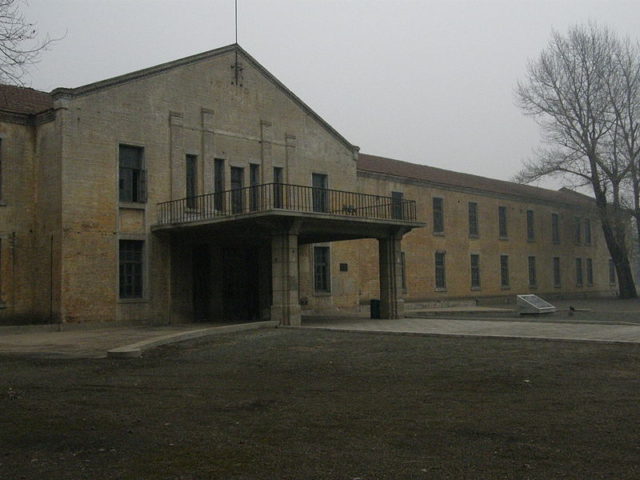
370 299 380 319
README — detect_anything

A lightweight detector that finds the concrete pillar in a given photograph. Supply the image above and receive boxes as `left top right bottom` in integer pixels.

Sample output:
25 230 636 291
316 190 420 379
378 233 404 319
270 229 301 326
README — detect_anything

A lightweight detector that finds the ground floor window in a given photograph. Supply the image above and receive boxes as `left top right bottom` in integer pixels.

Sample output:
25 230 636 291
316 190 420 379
528 256 537 287
553 257 561 287
435 251 446 289
314 246 330 293
609 259 617 285
500 255 509 288
119 240 144 298
586 258 593 286
470 254 480 289
576 258 583 287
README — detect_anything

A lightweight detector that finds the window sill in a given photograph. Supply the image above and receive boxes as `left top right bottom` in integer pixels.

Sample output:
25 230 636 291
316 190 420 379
471 286 481 291
118 298 149 304
434 287 447 292
432 231 445 237
528 285 537 289
501 286 511 290
0 302 6 309
499 236 508 241
527 239 536 243
554 284 561 289
314 291 332 297
119 202 146 210
469 234 479 240
0 200 6 207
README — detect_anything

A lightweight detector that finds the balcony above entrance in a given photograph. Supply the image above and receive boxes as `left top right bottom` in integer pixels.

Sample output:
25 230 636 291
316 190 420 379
152 183 424 243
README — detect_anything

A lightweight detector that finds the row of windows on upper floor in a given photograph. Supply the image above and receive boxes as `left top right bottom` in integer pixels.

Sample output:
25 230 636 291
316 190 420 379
119 144 329 210
428 197 594 246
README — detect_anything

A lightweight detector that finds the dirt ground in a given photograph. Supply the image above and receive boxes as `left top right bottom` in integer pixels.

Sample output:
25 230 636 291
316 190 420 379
1 328 639 480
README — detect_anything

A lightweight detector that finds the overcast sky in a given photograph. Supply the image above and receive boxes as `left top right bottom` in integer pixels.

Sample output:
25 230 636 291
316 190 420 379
22 0 640 186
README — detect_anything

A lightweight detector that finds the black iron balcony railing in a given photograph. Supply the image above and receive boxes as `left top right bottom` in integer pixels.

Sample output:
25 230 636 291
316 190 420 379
156 183 417 226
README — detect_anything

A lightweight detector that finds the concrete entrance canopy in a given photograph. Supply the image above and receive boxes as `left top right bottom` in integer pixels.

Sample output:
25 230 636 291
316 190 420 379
152 183 424 325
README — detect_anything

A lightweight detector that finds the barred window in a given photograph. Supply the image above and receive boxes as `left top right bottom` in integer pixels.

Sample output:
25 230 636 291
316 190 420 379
576 258 583 287
119 145 146 203
433 198 444 234
470 254 480 289
314 246 330 293
528 256 537 287
498 206 508 238
500 255 509 288
468 202 479 237
526 210 535 241
435 251 446 289
119 240 144 298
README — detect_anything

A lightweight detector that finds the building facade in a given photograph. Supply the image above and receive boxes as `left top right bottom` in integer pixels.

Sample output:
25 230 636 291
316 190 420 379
0 45 620 326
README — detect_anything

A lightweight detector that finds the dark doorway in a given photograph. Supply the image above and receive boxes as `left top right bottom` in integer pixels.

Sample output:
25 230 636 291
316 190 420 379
192 245 210 322
223 247 260 321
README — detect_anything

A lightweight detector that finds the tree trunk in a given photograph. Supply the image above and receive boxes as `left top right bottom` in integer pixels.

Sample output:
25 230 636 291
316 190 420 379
599 212 638 298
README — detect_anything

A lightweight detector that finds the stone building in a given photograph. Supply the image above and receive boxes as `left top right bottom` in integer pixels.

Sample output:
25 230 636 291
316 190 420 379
0 44 619 326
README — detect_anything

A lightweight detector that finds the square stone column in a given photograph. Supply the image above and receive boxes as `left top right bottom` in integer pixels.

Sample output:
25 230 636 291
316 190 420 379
270 231 301 326
378 234 405 319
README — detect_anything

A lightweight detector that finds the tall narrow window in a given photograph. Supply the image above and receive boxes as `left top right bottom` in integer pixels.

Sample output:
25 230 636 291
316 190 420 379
528 256 537 287
314 246 330 292
498 206 508 238
186 154 197 209
435 251 446 289
249 164 260 211
584 219 592 245
391 191 404 220
553 257 561 287
400 251 407 291
433 198 444 234
273 167 283 208
526 210 535 241
609 259 617 284
0 138 3 200
551 213 560 244
470 254 480 289
574 217 582 244
119 240 144 298
119 145 146 203
576 258 583 286
230 167 244 214
312 173 328 213
586 258 593 286
214 158 225 212
468 202 479 237
500 255 510 288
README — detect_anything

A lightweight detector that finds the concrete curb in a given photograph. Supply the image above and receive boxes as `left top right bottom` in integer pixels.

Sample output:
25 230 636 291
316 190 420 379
295 325 640 346
107 321 278 358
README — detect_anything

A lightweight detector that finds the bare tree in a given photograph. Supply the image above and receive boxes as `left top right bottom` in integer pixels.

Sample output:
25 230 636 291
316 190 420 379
516 24 638 298
0 0 52 84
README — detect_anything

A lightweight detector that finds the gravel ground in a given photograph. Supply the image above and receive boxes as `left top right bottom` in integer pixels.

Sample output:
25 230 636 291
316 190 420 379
2 328 640 480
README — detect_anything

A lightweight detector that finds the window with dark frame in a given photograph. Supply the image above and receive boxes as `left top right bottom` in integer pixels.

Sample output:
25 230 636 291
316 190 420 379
435 251 446 289
470 254 480 289
526 210 535 241
119 240 143 299
576 258 583 286
312 173 328 213
433 197 444 233
119 145 146 203
553 257 561 287
230 166 244 214
500 255 510 288
528 256 537 287
551 213 560 244
314 246 330 292
250 164 260 211
584 218 592 245
574 217 582 244
392 191 404 220
400 251 407 291
468 202 479 237
609 259 617 284
214 158 225 212
586 258 593 286
273 167 283 209
186 154 197 209
498 206 507 238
